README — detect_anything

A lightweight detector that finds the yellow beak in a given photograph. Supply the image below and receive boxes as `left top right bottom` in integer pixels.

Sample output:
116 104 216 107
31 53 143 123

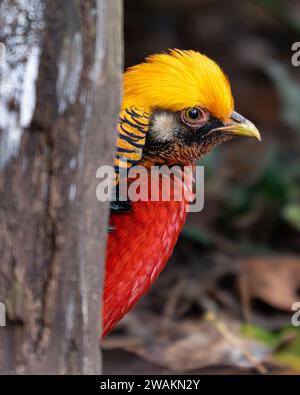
211 111 261 141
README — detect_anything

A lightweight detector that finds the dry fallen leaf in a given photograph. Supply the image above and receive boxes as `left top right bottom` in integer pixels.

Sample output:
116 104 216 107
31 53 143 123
239 256 300 313
103 311 269 372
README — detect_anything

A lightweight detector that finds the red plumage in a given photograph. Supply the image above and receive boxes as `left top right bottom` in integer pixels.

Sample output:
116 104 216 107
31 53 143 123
102 171 194 336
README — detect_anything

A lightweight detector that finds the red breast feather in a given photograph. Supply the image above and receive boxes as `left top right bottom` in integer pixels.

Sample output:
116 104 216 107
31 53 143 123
102 171 194 336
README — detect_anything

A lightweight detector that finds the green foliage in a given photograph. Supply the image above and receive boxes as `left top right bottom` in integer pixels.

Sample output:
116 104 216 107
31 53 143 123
181 225 213 247
282 204 300 231
263 60 300 133
242 323 300 371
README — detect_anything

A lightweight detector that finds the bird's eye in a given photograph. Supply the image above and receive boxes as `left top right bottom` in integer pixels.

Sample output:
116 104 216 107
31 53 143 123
181 107 208 127
187 109 200 120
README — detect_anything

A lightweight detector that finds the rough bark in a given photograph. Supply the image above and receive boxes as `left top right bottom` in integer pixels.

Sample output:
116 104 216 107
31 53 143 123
0 0 123 374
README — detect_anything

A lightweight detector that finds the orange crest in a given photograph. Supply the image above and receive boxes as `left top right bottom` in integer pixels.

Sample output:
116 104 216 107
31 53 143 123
123 49 234 121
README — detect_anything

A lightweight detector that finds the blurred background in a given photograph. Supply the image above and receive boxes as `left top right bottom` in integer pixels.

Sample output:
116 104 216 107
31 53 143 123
103 0 300 374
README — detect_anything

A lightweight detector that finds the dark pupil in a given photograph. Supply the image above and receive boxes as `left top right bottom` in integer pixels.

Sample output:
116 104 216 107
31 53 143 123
188 109 199 119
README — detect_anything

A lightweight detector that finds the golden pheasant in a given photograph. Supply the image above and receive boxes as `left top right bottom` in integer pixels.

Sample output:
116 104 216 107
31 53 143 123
103 50 261 336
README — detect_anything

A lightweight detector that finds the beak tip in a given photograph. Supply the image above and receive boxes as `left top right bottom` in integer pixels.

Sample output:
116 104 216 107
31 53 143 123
254 131 262 142
230 116 261 142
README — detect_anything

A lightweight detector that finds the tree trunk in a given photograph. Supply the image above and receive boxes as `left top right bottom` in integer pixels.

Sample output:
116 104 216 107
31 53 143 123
0 0 123 374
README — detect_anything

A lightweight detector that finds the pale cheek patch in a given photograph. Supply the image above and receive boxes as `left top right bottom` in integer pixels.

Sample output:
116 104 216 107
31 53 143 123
150 112 178 141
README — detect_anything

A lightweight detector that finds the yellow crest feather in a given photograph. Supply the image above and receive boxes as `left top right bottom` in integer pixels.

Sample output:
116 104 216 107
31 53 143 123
123 49 234 121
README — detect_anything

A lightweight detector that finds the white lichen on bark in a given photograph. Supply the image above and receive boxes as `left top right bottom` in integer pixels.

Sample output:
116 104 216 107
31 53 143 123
0 0 44 169
20 45 41 127
93 0 107 82
56 31 83 114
